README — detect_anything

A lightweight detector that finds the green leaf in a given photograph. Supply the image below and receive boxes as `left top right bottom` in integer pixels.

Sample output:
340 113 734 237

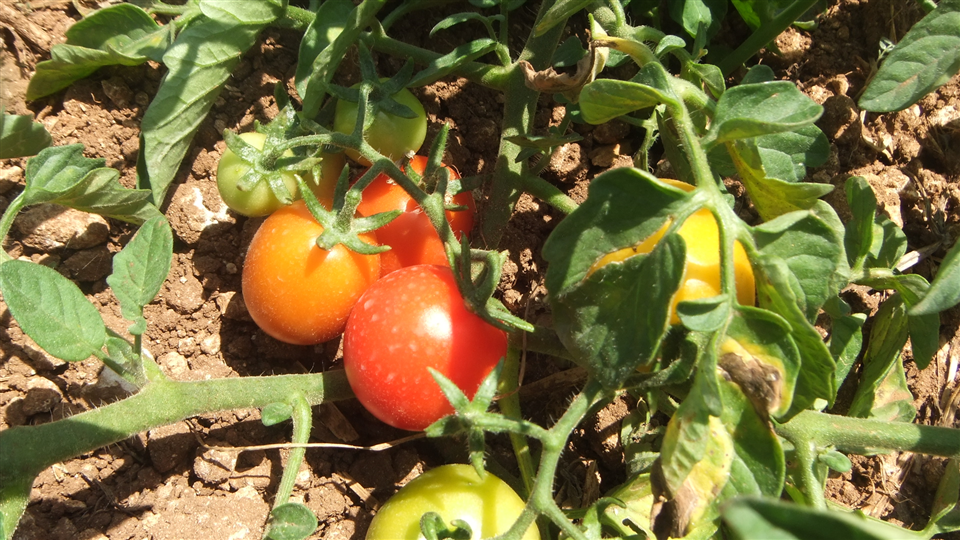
543 167 689 295
579 63 680 124
848 295 915 422
295 0 353 100
0 113 51 158
756 125 830 180
927 459 960 535
753 209 846 322
670 0 726 39
718 377 785 498
262 402 294 426
579 79 668 124
409 39 499 87
859 0 960 112
728 139 834 221
721 307 801 418
535 0 592 36
844 176 877 269
137 16 261 205
199 0 282 25
861 274 939 369
911 237 960 316
0 260 106 362
830 313 866 389
552 234 684 389
265 503 318 540
299 1 386 118
723 497 923 539
705 82 823 147
754 257 837 417
677 295 731 332
107 217 172 336
20 146 161 224
26 4 172 100
867 213 908 270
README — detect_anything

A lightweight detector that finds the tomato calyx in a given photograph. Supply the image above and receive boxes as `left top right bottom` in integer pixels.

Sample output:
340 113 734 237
296 168 398 256
419 512 473 540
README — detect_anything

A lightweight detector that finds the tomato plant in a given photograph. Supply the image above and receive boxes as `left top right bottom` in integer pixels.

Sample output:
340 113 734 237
216 132 300 217
357 155 476 275
333 80 427 165
366 464 539 540
242 200 381 345
590 178 755 325
343 265 507 431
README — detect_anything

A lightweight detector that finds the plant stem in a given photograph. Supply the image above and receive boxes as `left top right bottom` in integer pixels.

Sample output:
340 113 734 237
0 371 353 486
776 410 960 458
276 5 315 32
716 0 823 76
498 336 538 498
518 174 578 214
271 394 312 509
481 0 566 248
368 34 509 89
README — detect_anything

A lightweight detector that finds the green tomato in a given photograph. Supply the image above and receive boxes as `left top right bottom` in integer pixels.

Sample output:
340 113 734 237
333 81 427 165
216 132 299 217
366 464 539 540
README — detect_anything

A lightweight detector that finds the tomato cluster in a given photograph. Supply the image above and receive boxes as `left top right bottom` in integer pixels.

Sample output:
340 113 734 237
224 86 503 433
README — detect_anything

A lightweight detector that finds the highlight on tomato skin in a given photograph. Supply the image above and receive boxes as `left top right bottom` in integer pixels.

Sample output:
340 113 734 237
357 155 476 276
589 178 756 325
241 200 381 346
342 264 507 432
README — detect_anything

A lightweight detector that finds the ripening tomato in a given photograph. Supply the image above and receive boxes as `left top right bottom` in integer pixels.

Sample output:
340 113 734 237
366 464 539 540
333 80 427 165
242 200 380 345
343 265 507 431
357 156 475 275
217 132 300 217
590 178 755 325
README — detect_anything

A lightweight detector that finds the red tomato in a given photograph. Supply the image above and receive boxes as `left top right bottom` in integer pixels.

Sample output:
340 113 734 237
242 200 381 345
343 265 507 431
357 156 475 276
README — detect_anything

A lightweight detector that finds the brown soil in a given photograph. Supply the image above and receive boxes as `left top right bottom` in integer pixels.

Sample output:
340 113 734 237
1 1 958 539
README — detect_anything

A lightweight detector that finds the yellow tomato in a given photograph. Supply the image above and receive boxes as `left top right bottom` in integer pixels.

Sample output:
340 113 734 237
590 179 755 325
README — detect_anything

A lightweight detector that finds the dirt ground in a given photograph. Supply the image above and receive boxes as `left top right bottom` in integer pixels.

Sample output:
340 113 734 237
1 0 959 539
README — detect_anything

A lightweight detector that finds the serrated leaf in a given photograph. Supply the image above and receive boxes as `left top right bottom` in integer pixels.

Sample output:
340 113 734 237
265 503 318 540
0 113 52 158
728 139 834 221
107 217 172 335
0 260 106 362
22 144 104 202
138 16 261 205
705 82 823 147
859 0 960 112
27 4 173 100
